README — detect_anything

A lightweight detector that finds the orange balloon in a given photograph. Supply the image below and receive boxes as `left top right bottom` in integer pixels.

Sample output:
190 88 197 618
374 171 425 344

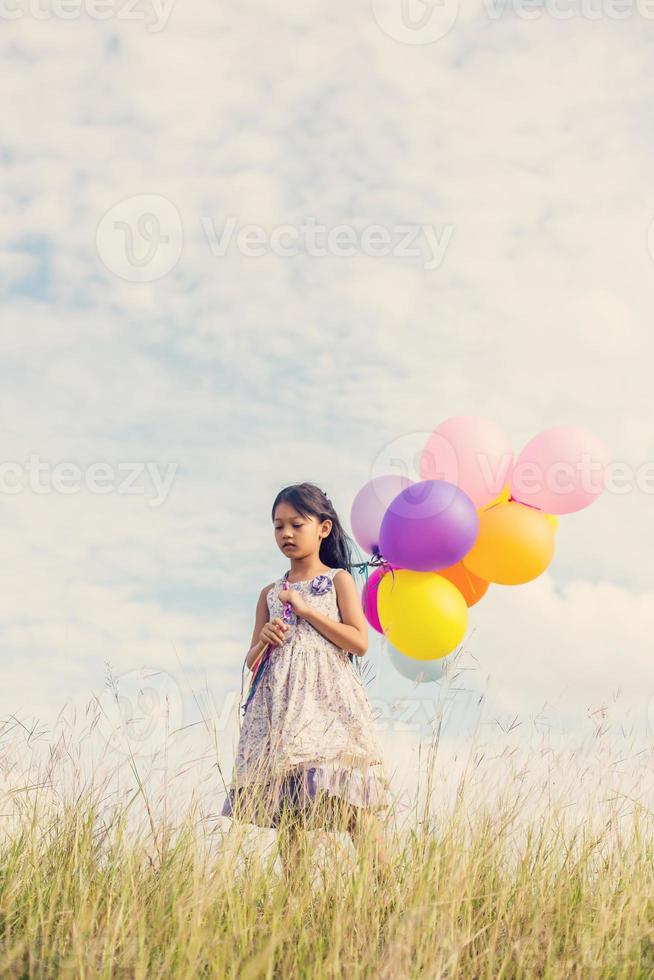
438 561 489 607
463 501 555 585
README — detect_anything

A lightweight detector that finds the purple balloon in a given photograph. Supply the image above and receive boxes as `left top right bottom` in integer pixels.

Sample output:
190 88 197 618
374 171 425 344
379 480 479 571
350 474 414 556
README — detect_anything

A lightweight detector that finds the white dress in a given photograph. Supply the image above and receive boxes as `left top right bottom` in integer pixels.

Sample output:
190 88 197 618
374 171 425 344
221 566 393 828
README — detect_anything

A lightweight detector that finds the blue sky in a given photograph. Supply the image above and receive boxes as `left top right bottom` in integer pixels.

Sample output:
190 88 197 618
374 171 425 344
1 0 653 813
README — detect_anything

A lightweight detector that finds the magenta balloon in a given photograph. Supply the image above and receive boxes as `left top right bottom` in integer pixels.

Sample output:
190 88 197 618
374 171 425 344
350 474 413 555
361 567 384 633
361 565 400 634
379 480 479 571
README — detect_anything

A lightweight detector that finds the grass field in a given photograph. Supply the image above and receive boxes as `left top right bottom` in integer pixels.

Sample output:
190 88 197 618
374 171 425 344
2 690 654 978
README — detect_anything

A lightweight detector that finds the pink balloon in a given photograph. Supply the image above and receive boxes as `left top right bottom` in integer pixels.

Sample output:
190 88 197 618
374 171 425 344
509 426 610 515
420 416 514 509
350 475 413 556
361 565 400 634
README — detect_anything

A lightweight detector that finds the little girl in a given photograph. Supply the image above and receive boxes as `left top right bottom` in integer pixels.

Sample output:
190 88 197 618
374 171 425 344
221 482 393 879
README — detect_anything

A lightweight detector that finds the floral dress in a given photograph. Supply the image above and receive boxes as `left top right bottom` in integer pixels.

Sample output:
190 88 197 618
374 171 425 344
221 566 393 829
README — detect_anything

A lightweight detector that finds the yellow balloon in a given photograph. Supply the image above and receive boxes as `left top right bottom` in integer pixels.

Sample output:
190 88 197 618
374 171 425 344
377 568 468 660
479 483 511 512
463 501 555 585
544 513 559 531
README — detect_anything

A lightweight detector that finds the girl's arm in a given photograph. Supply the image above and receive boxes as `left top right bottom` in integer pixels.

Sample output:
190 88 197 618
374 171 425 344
300 571 369 656
245 583 275 669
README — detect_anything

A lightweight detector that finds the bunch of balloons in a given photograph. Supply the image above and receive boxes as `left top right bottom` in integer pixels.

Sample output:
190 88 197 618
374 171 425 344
350 417 610 682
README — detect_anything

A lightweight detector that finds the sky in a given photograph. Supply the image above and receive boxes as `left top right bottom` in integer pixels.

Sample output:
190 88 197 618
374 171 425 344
1 0 654 824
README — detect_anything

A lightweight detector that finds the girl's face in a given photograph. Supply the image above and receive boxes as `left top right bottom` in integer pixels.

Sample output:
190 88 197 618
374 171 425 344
273 502 332 558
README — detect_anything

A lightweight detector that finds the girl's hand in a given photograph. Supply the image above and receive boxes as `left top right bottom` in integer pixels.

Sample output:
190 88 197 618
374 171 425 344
278 587 309 618
260 618 290 648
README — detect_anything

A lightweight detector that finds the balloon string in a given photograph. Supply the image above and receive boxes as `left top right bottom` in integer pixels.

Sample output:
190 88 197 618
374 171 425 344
507 494 543 511
461 562 480 597
352 554 397 594
484 495 542 512
352 554 392 575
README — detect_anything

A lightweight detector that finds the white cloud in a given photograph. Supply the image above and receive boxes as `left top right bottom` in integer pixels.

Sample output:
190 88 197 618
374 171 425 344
465 572 654 728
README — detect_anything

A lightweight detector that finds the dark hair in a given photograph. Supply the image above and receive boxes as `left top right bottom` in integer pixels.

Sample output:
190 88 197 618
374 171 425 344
271 482 364 675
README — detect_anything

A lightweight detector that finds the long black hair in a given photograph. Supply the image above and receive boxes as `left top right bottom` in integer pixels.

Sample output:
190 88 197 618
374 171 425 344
271 482 364 675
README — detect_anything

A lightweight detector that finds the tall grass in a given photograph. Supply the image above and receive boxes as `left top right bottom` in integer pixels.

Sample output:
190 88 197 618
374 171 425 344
2 678 654 978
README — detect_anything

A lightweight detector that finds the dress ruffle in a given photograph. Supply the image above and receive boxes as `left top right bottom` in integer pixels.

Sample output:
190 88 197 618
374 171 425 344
221 758 392 829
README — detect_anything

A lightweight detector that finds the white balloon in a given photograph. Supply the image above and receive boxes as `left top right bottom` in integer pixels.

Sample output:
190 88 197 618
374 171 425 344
388 643 445 683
